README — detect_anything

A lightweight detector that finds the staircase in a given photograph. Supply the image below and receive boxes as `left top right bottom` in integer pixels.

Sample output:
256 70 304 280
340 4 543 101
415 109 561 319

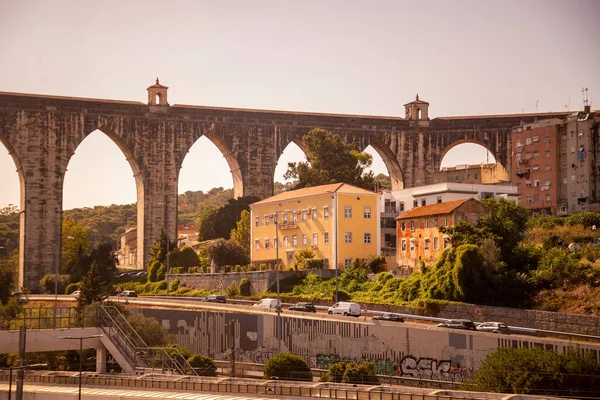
98 306 197 376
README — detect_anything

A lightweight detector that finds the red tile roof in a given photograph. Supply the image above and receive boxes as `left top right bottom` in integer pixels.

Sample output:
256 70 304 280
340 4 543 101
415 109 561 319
396 198 474 219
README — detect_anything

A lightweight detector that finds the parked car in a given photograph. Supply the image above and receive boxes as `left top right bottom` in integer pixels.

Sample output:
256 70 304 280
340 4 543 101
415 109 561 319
372 313 404 322
253 298 281 309
328 302 361 317
71 290 81 298
436 319 477 330
117 290 138 298
288 302 317 313
476 321 510 334
202 295 226 303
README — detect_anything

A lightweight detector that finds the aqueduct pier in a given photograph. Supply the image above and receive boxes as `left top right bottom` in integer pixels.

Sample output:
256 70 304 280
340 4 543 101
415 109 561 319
0 82 570 290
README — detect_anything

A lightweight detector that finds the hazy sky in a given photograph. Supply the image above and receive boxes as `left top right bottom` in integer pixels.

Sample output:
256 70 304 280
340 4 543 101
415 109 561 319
1 0 599 209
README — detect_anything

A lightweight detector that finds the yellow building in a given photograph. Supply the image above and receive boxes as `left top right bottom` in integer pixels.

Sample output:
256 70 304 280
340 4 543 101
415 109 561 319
250 183 380 269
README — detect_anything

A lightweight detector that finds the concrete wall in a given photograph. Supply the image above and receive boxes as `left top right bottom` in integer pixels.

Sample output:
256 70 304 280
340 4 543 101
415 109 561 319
137 307 600 382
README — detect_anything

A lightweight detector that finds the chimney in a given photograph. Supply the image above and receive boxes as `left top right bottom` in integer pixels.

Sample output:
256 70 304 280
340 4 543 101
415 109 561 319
584 105 591 114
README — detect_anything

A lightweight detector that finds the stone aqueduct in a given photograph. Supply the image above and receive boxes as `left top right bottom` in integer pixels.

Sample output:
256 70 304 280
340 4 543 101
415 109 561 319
0 81 570 290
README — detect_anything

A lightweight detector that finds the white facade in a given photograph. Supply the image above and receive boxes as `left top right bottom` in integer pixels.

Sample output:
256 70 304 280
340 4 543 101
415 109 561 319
379 182 519 257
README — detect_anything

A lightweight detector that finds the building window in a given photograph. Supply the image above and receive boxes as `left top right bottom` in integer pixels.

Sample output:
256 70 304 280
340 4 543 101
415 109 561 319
265 216 270 226
409 239 416 252
255 240 260 250
265 238 270 249
344 206 352 218
311 208 317 220
545 194 551 201
444 216 448 225
533 194 539 202
525 152 532 159
324 232 329 244
434 217 438 227
425 218 429 228
421 199 426 206
410 221 415 231
364 232 371 244
401 222 406 231
545 150 550 157
534 180 540 187
292 235 297 246
302 210 308 221
282 213 288 224
293 212 298 223
344 259 353 266
399 202 405 211
363 206 372 219
401 239 407 252
443 237 450 249
545 164 551 171
312 233 318 245
526 180 532 188
344 232 352 244
545 136 550 143
525 137 532 145
532 136 539 143
424 238 430 251
533 151 540 159
302 234 307 245
437 196 442 204
255 216 260 227
283 236 289 247
323 206 329 219
413 200 418 208
433 237 439 250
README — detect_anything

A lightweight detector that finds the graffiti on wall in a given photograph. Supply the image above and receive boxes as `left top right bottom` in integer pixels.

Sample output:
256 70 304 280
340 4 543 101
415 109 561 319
312 354 463 382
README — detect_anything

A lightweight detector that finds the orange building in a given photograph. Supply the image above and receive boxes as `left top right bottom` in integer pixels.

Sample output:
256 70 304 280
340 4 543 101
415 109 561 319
395 198 489 273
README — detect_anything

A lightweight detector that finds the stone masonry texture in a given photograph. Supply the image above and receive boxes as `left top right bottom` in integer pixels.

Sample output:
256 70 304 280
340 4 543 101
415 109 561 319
0 90 572 290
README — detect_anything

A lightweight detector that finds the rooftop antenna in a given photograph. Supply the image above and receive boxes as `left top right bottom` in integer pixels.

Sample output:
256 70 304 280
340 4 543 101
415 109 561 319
582 87 589 108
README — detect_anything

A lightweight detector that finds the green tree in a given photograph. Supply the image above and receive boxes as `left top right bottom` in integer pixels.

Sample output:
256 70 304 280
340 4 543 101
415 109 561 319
230 209 251 256
0 258 15 304
284 128 375 190
61 218 90 276
205 239 250 268
147 228 178 269
468 347 600 397
293 249 316 269
126 313 168 347
264 353 312 381
77 262 103 308
198 197 259 241
168 246 200 269
373 173 391 190
187 354 217 376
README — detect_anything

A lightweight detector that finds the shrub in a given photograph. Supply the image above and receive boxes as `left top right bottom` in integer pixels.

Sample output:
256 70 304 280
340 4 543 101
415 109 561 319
321 361 378 385
226 281 240 297
264 353 312 381
239 278 251 296
126 313 168 346
335 290 351 301
301 258 325 270
188 354 217 376
365 257 387 274
148 261 161 283
188 266 202 274
65 283 80 295
168 246 200 269
169 278 180 292
157 265 166 281
321 361 347 383
40 274 70 295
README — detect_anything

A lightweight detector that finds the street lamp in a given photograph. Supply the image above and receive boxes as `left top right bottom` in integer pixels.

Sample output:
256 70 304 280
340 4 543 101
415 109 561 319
59 334 103 400
326 190 339 302
274 209 293 354
8 363 46 400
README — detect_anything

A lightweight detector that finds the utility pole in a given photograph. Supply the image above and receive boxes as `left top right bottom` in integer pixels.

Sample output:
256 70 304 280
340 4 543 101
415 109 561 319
229 322 236 377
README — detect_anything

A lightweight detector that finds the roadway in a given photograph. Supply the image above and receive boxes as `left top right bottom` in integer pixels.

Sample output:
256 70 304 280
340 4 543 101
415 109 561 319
27 294 600 344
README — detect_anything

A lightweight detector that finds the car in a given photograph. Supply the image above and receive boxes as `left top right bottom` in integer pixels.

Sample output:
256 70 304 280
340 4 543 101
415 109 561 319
436 319 477 330
372 313 404 322
117 290 138 298
202 295 226 303
476 321 510 334
327 302 361 317
253 298 281 309
288 302 317 313
71 290 81 298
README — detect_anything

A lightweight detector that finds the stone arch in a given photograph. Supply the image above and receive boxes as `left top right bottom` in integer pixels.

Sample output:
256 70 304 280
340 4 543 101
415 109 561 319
0 136 26 284
438 138 499 168
366 140 405 190
273 137 310 187
203 131 243 198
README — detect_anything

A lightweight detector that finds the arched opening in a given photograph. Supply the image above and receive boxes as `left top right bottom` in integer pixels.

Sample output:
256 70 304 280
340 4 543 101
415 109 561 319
178 134 235 232
417 108 422 120
273 140 308 193
0 139 23 265
365 141 404 190
64 129 141 268
439 141 508 184
155 93 161 104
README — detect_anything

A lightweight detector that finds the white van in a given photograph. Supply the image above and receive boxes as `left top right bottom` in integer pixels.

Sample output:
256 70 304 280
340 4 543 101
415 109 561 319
253 298 281 310
328 302 361 317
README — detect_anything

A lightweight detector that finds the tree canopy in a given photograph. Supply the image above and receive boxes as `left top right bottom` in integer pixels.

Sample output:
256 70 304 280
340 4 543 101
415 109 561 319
230 209 250 256
284 128 375 190
197 196 259 242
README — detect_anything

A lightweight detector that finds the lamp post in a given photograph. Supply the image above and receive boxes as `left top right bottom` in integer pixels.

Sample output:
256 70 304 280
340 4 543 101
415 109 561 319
59 334 103 400
273 209 293 354
8 363 47 400
326 190 339 302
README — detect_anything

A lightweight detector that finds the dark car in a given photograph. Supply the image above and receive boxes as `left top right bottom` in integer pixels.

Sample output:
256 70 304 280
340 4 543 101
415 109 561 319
288 302 317 313
476 321 510 334
203 295 226 303
437 319 477 330
372 313 404 322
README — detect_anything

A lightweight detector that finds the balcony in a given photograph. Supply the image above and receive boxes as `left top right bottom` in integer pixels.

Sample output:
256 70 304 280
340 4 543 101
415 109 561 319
279 222 298 230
